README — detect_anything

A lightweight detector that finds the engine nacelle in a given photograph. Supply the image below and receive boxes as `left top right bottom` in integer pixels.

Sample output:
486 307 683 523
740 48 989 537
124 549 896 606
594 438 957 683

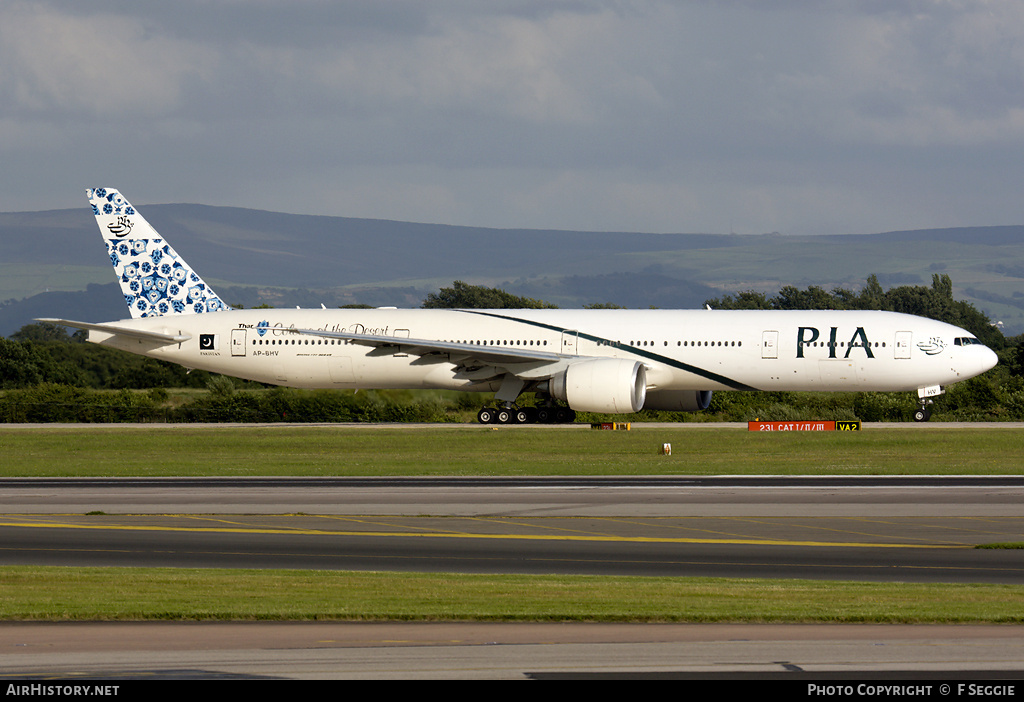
642 389 713 413
547 359 647 414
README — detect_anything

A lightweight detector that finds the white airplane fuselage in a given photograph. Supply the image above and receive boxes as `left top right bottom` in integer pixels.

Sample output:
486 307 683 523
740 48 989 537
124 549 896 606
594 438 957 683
86 306 997 401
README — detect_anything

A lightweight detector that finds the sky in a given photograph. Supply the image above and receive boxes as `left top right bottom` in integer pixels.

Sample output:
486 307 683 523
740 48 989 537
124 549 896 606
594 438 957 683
2 0 1023 236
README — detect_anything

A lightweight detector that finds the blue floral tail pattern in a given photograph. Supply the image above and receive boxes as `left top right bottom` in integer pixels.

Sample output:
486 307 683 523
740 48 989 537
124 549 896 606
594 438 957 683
87 188 227 319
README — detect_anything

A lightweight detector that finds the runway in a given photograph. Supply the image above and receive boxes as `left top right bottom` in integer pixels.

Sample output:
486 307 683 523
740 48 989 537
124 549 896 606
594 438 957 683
4 622 1024 680
4 474 1024 516
3 474 1024 678
2 477 1024 582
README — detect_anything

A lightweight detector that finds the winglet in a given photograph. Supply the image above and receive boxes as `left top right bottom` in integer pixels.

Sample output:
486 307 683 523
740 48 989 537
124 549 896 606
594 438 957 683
88 188 227 319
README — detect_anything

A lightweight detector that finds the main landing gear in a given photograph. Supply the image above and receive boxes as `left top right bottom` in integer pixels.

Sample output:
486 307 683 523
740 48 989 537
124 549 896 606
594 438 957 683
476 404 577 424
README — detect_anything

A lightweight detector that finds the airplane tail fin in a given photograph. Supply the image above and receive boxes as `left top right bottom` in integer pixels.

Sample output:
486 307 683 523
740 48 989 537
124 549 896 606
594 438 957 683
88 188 226 318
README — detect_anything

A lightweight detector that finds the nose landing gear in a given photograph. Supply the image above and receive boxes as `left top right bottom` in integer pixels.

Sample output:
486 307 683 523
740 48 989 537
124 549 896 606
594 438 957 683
912 400 933 423
913 386 944 422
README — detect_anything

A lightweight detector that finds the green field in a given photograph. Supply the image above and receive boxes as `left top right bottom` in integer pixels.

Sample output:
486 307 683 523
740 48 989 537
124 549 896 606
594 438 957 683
2 424 1022 622
2 567 1021 623
2 424 1022 476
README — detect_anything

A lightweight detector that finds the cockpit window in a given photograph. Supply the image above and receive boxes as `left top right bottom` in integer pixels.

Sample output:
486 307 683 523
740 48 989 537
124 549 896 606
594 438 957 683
954 337 981 346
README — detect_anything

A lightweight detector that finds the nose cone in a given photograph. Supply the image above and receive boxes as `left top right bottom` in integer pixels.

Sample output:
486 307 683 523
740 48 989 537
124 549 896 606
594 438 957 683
960 344 999 380
981 345 999 374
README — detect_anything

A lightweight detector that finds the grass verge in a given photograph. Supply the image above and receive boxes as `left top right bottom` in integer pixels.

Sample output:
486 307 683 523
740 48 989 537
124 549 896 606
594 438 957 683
2 566 1022 623
2 425 1023 476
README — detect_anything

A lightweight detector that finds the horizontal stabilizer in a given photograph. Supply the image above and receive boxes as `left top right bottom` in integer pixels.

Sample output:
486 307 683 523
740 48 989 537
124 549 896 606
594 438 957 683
36 318 192 345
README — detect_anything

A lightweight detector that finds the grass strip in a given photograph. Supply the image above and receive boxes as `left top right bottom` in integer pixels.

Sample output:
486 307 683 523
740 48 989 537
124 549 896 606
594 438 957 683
2 426 1023 476
1 566 1022 623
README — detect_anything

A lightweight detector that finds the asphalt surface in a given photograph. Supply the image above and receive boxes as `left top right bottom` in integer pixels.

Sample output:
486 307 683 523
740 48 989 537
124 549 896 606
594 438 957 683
4 622 1024 680
2 479 1024 583
2 476 1024 583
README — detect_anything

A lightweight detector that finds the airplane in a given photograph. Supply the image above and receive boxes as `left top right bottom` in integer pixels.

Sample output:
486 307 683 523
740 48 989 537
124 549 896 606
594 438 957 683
39 188 999 424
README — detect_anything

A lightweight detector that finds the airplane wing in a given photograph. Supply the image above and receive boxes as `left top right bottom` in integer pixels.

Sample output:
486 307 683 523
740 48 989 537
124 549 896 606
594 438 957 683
36 318 192 345
294 328 577 381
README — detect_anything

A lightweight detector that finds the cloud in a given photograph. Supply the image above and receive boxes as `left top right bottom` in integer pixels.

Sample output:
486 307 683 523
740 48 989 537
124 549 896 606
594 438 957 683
0 0 1022 236
0 2 216 117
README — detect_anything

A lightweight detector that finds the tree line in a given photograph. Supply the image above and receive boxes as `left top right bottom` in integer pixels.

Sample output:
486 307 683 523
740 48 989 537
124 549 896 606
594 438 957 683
704 274 1006 350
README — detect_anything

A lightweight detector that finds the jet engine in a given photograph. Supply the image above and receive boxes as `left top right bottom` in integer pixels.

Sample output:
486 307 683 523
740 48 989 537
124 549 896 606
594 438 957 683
546 359 647 413
642 389 713 413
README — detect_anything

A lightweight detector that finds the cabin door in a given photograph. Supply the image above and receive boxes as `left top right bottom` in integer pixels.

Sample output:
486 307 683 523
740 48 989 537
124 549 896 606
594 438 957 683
895 331 912 359
231 328 247 357
561 330 578 355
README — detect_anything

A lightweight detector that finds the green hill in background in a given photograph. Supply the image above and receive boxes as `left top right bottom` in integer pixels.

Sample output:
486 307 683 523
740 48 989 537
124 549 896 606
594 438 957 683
2 204 1022 336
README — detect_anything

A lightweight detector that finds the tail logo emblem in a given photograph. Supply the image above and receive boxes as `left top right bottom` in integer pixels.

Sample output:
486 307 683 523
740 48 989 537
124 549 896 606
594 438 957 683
106 215 134 238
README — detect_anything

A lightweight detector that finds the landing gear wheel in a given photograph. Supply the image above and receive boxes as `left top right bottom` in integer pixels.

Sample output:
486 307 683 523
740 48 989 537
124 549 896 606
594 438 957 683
536 405 576 424
512 408 531 424
480 405 536 425
554 407 577 424
913 398 934 423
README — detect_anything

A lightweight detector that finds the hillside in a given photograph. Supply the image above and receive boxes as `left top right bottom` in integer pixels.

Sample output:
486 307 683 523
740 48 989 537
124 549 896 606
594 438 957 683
2 205 1022 337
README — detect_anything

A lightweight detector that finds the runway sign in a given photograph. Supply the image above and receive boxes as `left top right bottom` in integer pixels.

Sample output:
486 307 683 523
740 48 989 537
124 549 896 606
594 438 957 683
749 420 861 431
591 422 632 430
